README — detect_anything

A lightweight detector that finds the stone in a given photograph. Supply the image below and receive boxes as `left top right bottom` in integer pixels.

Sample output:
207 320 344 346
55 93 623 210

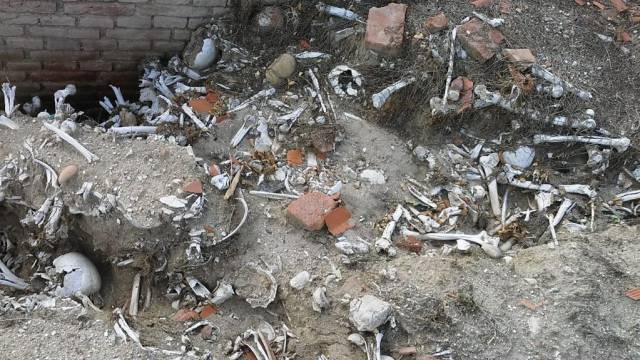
58 164 78 186
266 53 296 86
200 325 214 340
289 271 311 290
458 18 504 63
502 146 535 169
286 192 338 231
348 295 393 332
425 12 448 33
502 49 536 69
364 3 408 56
360 169 385 184
255 6 284 33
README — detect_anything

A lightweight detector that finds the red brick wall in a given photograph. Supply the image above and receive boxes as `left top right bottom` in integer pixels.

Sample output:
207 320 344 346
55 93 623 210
0 0 230 108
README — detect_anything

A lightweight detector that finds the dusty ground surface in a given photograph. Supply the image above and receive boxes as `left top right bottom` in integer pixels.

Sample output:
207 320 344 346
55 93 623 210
1 0 640 359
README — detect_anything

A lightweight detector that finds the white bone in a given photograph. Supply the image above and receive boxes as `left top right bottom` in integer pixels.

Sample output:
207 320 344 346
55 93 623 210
249 190 299 200
108 126 156 137
0 115 19 130
129 272 142 317
373 77 416 109
109 85 126 106
295 52 331 60
614 189 640 203
531 65 592 100
42 121 99 163
54 84 76 114
181 104 207 129
472 11 505 27
2 82 19 117
227 88 275 113
308 69 328 114
174 82 207 95
316 2 363 22
533 134 630 152
0 258 28 290
488 179 501 217
559 184 597 198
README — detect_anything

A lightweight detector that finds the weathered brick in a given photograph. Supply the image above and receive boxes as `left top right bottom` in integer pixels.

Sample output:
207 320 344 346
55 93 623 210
136 4 212 17
28 26 67 38
156 0 191 4
118 39 152 50
96 70 139 84
101 51 149 61
5 37 43 49
0 25 25 36
81 39 117 51
153 40 186 52
187 17 206 29
64 2 135 16
458 18 504 63
117 16 152 28
77 15 114 28
39 15 76 26
172 29 191 40
112 61 138 71
30 70 97 82
106 28 171 40
0 1 57 14
0 13 39 25
67 28 101 39
80 60 112 72
5 61 41 71
30 50 99 61
154 16 187 28
2 71 27 81
0 49 25 60
286 192 338 231
43 61 79 71
46 39 81 50
364 3 407 57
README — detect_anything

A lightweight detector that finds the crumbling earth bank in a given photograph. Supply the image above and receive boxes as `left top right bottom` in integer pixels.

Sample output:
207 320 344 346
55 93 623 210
1 0 640 359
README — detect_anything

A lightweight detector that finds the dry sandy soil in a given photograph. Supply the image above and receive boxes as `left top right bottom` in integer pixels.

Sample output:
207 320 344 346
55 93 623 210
1 0 640 359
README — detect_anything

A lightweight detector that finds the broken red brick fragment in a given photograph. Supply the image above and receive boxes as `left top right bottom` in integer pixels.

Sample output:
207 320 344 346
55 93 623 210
625 288 640 300
183 179 203 194
502 48 536 69
199 304 217 318
324 207 354 236
615 29 632 43
287 149 304 166
287 192 338 231
172 308 200 321
610 0 629 12
458 18 504 63
189 98 213 114
471 0 493 8
364 3 408 56
425 12 449 33
396 235 422 253
451 76 474 112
